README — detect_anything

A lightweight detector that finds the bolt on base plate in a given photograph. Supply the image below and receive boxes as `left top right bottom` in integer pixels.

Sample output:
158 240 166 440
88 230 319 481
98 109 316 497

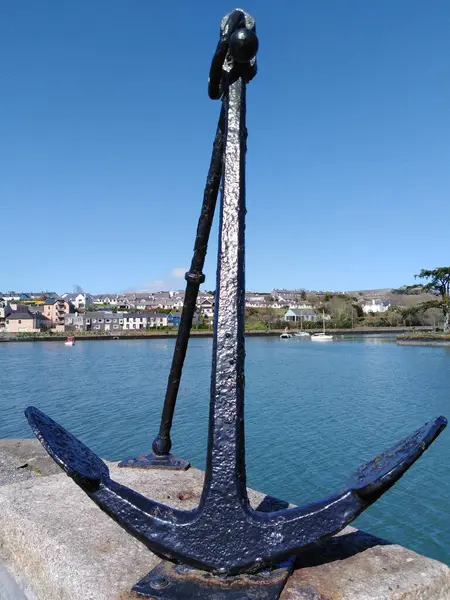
118 453 190 470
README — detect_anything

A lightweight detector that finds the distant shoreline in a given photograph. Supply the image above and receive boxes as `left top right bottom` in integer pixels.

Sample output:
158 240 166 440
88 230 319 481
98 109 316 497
397 333 450 347
0 327 431 343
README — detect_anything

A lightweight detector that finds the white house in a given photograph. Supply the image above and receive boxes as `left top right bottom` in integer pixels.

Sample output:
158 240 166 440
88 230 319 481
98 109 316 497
289 301 313 310
153 293 175 310
122 313 168 330
170 294 185 310
0 298 8 329
272 289 308 305
245 294 267 308
284 308 319 323
362 299 391 315
63 293 93 310
93 295 119 306
2 293 21 302
197 297 214 318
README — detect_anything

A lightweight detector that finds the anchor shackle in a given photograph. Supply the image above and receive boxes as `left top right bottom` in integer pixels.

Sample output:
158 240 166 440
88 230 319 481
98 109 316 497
208 8 258 100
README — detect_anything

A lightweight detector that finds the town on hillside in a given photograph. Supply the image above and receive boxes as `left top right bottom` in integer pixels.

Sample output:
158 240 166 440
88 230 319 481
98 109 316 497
0 285 443 335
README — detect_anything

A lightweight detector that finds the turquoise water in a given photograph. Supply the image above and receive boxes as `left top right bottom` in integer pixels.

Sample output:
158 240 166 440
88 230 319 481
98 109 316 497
0 336 449 564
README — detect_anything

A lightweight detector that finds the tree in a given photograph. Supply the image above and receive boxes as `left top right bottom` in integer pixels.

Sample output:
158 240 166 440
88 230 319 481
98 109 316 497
260 306 276 330
401 267 450 332
352 303 364 318
391 285 422 295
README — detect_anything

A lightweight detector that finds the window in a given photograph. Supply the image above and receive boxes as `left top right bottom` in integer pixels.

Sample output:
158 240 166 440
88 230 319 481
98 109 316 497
92 319 97 323
98 319 103 323
113 325 119 329
94 325 100 330
18 320 21 324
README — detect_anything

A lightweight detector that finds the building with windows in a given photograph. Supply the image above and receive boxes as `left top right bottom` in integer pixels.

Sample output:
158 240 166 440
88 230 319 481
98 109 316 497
0 298 8 329
362 299 391 314
62 293 94 310
122 313 168 330
284 308 319 323
64 312 124 332
42 298 72 328
4 310 50 333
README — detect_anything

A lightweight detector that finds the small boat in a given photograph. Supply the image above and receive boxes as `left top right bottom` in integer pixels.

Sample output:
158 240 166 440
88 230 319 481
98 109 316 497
280 332 292 339
294 315 310 338
64 336 75 346
311 332 333 342
311 311 333 342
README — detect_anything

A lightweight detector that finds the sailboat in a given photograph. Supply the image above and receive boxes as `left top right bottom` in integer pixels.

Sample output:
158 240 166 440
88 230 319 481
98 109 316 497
294 313 310 338
311 311 333 342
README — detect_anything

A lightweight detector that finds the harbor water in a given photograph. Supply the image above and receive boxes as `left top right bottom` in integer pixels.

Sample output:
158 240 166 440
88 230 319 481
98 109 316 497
0 335 448 564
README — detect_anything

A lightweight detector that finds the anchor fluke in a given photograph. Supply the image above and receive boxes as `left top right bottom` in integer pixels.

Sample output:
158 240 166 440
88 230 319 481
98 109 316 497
25 406 109 490
350 415 447 503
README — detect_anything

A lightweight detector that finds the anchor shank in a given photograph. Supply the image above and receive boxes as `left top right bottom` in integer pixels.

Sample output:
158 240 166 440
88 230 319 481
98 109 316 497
202 74 248 506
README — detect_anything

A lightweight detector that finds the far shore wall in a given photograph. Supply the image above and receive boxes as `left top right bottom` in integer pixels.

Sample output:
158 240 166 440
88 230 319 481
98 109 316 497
0 326 433 343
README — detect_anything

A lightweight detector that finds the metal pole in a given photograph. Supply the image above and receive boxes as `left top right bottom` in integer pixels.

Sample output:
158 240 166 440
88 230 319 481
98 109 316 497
152 109 225 458
119 110 225 469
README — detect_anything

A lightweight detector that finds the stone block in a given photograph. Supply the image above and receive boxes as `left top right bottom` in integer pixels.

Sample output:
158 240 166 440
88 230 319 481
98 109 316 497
0 440 448 599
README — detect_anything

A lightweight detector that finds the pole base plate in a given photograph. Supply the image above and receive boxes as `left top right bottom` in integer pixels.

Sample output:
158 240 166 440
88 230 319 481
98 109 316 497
118 453 190 470
132 558 294 599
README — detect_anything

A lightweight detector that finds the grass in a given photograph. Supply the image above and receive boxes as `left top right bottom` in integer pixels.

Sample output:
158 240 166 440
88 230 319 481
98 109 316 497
397 331 450 340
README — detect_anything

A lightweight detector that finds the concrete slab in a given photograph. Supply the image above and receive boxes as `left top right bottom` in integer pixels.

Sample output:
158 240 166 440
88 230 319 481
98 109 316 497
0 439 62 487
0 441 449 599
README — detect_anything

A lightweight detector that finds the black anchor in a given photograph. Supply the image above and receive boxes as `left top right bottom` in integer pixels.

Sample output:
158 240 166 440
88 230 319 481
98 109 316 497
25 9 446 599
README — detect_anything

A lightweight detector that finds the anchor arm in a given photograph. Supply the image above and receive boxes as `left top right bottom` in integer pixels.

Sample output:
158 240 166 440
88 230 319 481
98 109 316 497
169 416 447 574
25 407 190 524
235 415 447 570
349 415 447 503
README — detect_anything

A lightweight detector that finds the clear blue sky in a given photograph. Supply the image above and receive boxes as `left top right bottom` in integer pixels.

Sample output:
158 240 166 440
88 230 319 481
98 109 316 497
1 1 449 294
